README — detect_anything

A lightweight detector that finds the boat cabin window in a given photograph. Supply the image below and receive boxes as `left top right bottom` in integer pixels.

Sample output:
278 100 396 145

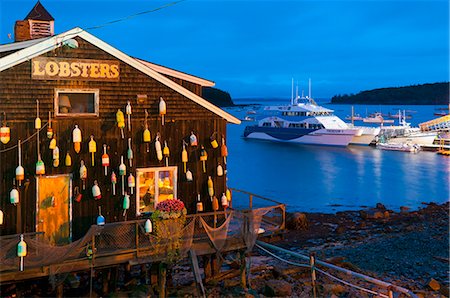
55 89 99 117
136 166 178 215
262 122 272 127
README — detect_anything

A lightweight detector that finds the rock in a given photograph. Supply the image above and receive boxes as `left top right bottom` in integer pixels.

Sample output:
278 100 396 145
400 206 411 213
376 203 386 210
428 278 441 291
359 209 389 220
263 280 292 297
335 225 346 234
286 212 308 230
323 284 346 296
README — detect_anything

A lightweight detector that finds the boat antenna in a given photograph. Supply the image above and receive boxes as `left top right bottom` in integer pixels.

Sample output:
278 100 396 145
296 81 299 103
291 78 294 105
308 78 312 99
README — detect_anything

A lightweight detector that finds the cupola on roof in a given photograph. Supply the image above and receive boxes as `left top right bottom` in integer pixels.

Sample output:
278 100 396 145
25 1 54 21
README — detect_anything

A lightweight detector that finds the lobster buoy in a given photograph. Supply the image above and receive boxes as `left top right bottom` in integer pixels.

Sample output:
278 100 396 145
116 109 125 139
159 97 166 125
80 160 87 190
186 169 193 182
52 146 60 168
217 164 223 177
36 157 45 175
1 112 10 144
128 173 135 195
200 146 208 173
155 134 163 161
17 234 27 271
49 134 56 150
181 142 188 173
89 135 97 167
92 180 101 200
35 100 41 130
111 171 117 196
72 125 82 154
196 194 203 212
207 176 214 198
119 156 126 195
0 209 3 225
10 187 19 205
210 132 218 149
96 206 105 226
102 144 109 176
122 193 130 217
65 152 72 167
221 137 228 164
47 111 53 139
212 196 219 211
221 193 228 209
143 109 151 152
127 138 133 167
189 131 198 147
74 186 82 203
126 100 132 132
16 140 24 186
144 219 152 233
163 141 170 167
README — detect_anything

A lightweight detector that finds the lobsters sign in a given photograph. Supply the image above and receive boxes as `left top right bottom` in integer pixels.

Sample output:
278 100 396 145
32 57 120 81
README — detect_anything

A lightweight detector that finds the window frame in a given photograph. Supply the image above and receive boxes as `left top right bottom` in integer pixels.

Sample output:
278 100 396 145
54 88 100 117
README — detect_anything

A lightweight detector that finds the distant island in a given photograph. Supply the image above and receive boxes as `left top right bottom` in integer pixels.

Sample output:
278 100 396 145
202 87 235 107
331 82 449 105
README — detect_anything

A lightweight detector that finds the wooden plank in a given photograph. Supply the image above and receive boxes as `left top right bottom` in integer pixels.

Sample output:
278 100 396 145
188 249 206 298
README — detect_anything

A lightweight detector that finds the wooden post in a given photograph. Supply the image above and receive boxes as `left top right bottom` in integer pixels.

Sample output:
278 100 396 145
158 262 167 298
240 251 247 289
102 269 110 295
203 255 212 280
56 283 64 298
310 253 317 298
189 249 206 298
249 194 253 209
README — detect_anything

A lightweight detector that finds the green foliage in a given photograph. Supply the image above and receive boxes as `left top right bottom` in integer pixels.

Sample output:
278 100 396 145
202 87 235 107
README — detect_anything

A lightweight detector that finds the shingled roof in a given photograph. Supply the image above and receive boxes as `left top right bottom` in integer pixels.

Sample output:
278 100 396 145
25 1 54 21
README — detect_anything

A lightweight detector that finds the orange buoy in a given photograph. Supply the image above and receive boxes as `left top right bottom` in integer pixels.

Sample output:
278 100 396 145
102 144 110 176
72 125 82 153
221 136 228 164
200 146 208 173
190 131 198 147
0 112 10 144
196 194 203 212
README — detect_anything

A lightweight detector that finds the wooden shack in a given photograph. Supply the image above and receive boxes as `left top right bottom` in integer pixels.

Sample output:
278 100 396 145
0 4 240 243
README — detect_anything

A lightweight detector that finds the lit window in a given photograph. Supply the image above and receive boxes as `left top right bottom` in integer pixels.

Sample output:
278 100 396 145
55 89 99 116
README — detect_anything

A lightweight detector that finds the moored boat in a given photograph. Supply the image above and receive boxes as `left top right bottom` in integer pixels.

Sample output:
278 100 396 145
363 112 395 124
376 142 421 153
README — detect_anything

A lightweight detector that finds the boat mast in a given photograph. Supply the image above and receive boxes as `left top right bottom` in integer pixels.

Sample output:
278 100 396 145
351 106 354 126
291 78 294 105
308 78 312 99
296 81 299 104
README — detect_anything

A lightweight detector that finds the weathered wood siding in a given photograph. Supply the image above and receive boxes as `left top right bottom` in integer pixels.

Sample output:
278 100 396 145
0 37 229 239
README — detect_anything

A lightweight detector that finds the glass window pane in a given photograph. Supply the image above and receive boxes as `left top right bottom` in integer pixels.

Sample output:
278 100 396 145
138 171 155 214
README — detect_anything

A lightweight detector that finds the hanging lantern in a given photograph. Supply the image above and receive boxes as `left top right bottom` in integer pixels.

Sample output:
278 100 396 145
119 156 126 195
65 152 72 167
92 180 101 200
186 169 193 182
36 156 45 175
128 173 135 195
116 109 125 139
221 136 228 164
72 125 82 154
35 100 41 130
181 142 188 173
144 219 152 233
122 193 130 217
47 111 53 139
97 206 105 226
127 138 133 167
111 171 117 196
49 134 57 150
0 209 3 225
143 110 151 152
10 187 19 205
16 140 24 186
217 164 223 177
210 132 218 149
126 100 132 132
159 97 166 125
221 193 228 210
190 131 198 147
80 160 87 190
207 176 214 199
163 141 170 167
212 196 219 211
52 146 60 168
17 234 27 271
200 145 208 173
102 144 110 176
0 112 10 144
196 194 203 212
155 134 162 161
89 135 97 167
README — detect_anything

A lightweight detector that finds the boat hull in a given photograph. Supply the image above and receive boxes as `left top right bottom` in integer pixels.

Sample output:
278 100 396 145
243 126 357 146
349 127 381 146
387 132 437 146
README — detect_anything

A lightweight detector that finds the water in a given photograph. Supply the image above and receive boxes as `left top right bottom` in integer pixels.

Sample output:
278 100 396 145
225 99 449 213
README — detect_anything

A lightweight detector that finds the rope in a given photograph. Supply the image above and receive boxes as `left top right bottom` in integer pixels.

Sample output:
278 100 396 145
255 243 390 298
0 121 49 153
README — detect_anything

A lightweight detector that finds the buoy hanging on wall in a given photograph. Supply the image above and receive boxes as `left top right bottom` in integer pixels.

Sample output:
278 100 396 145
210 132 218 149
143 110 151 152
221 193 228 210
181 142 188 173
72 125 82 154
0 112 10 144
80 160 87 190
116 109 125 139
0 209 4 225
190 131 198 147
36 156 45 175
97 206 105 226
155 134 163 161
92 180 101 200
217 164 223 177
16 140 24 186
111 171 117 196
17 234 27 271
49 133 57 150
89 135 97 167
52 145 60 168
196 194 203 212
47 111 53 139
126 100 132 132
221 136 228 165
35 100 41 130
186 169 193 182
128 173 135 195
127 138 133 167
212 196 219 211
122 193 130 217
207 176 214 199
163 141 170 167
65 152 72 167
119 156 126 195
159 97 166 125
200 146 208 173
102 144 109 176
10 186 19 205
144 219 152 233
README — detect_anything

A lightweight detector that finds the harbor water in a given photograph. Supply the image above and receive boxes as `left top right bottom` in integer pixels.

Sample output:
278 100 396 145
225 100 449 213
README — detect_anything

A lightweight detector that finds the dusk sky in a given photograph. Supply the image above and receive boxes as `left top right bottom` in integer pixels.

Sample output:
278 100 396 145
1 0 449 100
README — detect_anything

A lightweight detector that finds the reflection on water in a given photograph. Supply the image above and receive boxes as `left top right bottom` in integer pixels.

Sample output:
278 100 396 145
226 105 450 213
